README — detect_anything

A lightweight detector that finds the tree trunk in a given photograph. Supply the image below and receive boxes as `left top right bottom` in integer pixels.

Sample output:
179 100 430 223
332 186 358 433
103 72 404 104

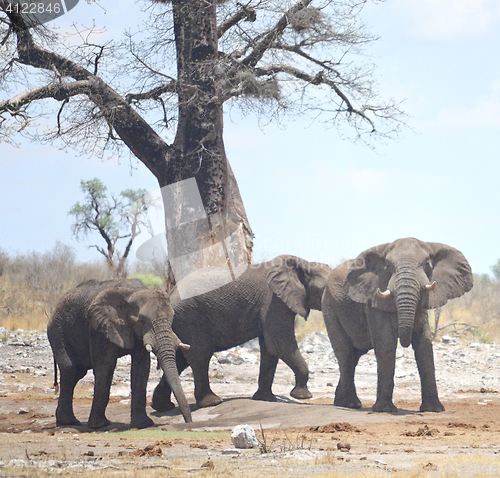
160 0 253 283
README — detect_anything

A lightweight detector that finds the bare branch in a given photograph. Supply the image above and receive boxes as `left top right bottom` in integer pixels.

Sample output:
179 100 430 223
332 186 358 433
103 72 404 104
0 80 92 115
217 3 256 39
242 0 313 68
125 82 177 103
254 63 376 132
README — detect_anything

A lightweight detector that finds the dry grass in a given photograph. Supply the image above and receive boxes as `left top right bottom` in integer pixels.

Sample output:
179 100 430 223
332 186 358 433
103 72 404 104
295 310 326 340
432 279 500 343
0 243 111 333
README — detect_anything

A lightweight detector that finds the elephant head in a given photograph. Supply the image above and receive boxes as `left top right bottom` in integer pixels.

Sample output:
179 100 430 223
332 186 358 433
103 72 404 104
89 287 192 423
346 238 473 347
266 255 332 318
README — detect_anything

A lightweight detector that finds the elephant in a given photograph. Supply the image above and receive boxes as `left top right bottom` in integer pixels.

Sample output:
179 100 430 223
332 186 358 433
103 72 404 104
151 255 332 411
47 278 192 429
322 238 473 413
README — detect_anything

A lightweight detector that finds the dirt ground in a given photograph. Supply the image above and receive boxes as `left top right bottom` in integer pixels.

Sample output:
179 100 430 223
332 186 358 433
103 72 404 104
0 372 499 476
0 331 499 476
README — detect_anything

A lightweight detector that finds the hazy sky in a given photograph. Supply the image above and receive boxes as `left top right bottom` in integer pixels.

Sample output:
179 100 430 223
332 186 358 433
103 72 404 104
2 0 499 275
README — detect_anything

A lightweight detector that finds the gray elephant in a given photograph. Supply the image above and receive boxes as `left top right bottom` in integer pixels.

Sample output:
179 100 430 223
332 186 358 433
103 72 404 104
151 255 332 411
47 278 192 428
322 238 473 413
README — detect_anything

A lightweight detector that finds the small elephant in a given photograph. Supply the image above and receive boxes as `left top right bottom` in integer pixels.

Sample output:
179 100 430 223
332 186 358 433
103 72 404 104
322 238 473 413
47 278 192 429
152 255 332 411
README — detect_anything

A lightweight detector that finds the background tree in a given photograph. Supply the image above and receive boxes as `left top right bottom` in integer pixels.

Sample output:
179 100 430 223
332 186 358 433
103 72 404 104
491 259 500 282
69 179 149 277
0 0 405 277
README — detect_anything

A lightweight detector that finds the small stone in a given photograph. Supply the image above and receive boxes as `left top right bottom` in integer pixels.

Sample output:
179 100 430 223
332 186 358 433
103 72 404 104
337 442 351 452
231 424 258 449
222 448 241 455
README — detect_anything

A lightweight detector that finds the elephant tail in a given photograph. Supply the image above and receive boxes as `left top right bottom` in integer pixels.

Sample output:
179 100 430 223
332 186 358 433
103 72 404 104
53 355 59 394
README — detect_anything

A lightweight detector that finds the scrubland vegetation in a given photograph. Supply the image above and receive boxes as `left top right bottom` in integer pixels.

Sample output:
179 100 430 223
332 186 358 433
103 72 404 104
0 243 160 333
1 244 499 343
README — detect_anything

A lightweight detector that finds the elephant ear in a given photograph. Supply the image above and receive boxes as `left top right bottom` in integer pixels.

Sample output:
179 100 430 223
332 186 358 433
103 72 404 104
266 255 309 318
89 287 136 349
346 243 396 312
421 243 473 309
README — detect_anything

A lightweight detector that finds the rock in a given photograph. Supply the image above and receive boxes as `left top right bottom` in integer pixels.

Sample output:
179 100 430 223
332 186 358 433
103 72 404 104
337 442 351 452
222 448 242 455
441 335 457 345
231 424 259 449
218 353 244 365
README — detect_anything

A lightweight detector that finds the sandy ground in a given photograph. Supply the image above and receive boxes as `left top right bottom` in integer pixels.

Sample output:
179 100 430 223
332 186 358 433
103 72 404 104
0 333 499 476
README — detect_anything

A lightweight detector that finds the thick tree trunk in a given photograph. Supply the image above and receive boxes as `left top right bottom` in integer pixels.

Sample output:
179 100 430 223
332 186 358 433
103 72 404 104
160 0 253 282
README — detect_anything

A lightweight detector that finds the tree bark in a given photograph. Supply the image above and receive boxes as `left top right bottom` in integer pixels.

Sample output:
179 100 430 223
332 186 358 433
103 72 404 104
162 0 253 281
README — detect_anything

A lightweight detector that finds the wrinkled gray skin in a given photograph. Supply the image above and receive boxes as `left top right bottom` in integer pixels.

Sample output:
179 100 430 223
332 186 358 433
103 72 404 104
322 238 473 413
47 279 192 429
152 255 332 411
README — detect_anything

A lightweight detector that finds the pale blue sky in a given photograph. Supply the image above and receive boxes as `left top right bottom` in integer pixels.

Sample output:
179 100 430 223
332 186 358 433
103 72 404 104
1 0 499 275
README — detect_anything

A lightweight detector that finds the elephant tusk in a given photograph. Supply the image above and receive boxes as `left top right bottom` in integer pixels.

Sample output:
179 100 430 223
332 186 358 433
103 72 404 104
376 288 391 299
425 281 437 291
178 342 191 350
145 344 153 353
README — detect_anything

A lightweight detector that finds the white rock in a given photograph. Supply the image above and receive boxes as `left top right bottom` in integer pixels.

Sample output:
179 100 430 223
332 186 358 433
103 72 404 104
231 424 259 449
222 448 242 455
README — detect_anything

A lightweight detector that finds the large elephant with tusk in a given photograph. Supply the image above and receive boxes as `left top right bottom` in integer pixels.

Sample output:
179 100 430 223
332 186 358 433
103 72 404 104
322 238 473 413
47 279 193 428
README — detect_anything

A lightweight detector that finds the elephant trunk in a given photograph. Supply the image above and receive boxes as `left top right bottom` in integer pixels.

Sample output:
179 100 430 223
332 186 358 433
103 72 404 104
393 265 421 348
152 327 192 423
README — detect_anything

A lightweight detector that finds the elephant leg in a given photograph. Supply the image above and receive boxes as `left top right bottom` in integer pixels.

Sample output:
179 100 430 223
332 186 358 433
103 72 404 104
88 355 117 429
261 305 312 400
323 304 363 409
130 349 154 429
191 351 222 408
252 336 279 402
280 347 312 400
56 360 87 426
333 345 364 409
369 309 398 413
151 351 189 412
264 322 312 400
412 316 445 412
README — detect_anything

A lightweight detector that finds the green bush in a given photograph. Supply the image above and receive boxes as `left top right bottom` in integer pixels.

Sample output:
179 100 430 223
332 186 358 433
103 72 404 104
128 273 163 289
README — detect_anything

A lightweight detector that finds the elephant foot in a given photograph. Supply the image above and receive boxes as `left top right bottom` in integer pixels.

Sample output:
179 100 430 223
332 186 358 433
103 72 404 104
151 379 174 412
151 396 176 413
420 398 445 413
130 414 155 429
290 386 312 400
56 415 82 427
372 400 398 413
334 395 362 409
252 389 277 402
88 415 111 429
196 392 222 409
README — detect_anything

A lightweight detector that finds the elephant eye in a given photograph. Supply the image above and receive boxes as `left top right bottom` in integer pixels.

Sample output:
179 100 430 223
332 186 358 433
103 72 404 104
384 262 394 274
424 260 433 276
